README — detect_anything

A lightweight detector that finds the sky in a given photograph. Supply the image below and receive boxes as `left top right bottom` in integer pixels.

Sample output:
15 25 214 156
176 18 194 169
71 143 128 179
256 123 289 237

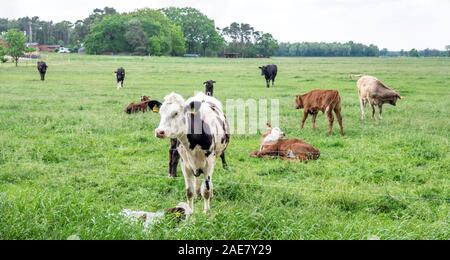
1 0 449 50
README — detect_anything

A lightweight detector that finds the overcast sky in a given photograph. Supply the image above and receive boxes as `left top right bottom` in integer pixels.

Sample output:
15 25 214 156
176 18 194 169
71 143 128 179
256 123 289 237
1 0 449 50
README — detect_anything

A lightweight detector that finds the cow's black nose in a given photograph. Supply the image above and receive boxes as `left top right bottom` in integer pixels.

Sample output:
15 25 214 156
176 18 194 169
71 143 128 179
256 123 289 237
156 130 165 138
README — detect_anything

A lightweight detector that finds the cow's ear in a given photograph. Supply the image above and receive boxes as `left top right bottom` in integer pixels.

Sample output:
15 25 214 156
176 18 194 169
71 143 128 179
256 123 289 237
258 67 263 69
212 81 216 84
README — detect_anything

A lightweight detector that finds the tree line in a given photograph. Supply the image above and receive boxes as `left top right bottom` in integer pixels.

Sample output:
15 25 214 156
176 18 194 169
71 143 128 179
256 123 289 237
278 41 380 57
0 7 449 58
0 7 279 57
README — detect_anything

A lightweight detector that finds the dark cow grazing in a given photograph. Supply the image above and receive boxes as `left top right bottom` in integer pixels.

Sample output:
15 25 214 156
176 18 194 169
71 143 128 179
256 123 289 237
37 61 48 81
357 76 402 120
115 67 125 89
296 90 344 136
155 93 230 213
125 97 162 114
251 124 320 161
204 80 216 96
259 64 278 88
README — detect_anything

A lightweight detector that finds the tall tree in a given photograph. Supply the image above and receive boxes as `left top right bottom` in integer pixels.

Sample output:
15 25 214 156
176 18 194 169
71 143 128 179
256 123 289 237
125 19 148 54
256 33 278 57
162 7 224 56
409 48 419 57
4 29 27 66
84 9 185 56
0 44 7 63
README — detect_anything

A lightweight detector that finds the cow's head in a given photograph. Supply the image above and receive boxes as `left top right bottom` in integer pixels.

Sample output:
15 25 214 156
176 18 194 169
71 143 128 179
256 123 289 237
386 92 401 106
116 67 125 77
141 96 150 102
262 123 285 144
155 93 186 139
203 80 216 96
259 66 267 76
296 95 304 109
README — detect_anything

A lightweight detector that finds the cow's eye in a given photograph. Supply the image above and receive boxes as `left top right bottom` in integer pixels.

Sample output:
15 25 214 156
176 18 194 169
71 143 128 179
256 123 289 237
172 112 178 118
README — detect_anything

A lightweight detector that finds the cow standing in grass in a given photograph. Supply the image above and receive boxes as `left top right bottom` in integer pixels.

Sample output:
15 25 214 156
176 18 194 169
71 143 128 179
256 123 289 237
357 76 401 120
259 64 278 88
168 80 226 178
296 90 344 136
37 61 48 81
156 92 230 213
115 67 125 89
204 80 216 96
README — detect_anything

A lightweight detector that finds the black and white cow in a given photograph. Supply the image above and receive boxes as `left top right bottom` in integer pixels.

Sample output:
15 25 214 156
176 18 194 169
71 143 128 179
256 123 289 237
156 92 230 213
115 67 125 89
37 61 48 81
259 64 278 88
168 81 228 178
203 80 216 96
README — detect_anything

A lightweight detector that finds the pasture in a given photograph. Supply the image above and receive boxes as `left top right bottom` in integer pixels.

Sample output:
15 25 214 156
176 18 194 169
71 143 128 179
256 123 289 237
0 54 449 240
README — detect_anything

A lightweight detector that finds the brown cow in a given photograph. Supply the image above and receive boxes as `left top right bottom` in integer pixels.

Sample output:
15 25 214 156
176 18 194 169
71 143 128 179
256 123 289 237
296 90 344 136
125 101 149 114
250 124 320 161
125 96 162 114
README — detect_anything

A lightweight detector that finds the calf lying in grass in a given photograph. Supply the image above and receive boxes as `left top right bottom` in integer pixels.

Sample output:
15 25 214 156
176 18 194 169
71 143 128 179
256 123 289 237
251 124 320 161
125 96 162 114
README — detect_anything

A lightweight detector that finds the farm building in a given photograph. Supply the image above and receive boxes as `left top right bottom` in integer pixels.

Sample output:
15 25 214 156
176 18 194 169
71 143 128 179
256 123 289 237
223 53 241 58
37 45 61 52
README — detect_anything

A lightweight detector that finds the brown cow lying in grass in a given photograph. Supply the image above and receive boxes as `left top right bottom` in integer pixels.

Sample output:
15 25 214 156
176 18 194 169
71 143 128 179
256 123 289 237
296 90 344 136
125 96 162 114
251 124 320 161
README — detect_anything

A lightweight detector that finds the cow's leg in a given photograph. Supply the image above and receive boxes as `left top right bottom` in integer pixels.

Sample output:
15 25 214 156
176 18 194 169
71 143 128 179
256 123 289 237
220 152 229 170
371 104 376 120
168 139 180 178
195 177 202 198
334 106 344 136
272 78 275 87
312 112 318 130
181 164 195 212
202 165 215 214
378 104 383 120
266 79 270 88
359 98 366 120
327 108 335 135
301 112 309 129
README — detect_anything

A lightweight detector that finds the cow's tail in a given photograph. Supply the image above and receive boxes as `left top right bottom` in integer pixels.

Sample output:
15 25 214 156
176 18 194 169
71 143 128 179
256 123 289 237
332 91 341 110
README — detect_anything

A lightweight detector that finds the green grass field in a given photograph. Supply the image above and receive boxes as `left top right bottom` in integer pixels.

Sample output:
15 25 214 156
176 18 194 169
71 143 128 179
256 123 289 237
0 54 449 240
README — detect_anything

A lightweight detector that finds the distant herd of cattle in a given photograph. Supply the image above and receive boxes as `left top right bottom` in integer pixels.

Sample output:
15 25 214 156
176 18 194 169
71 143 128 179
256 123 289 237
35 60 402 214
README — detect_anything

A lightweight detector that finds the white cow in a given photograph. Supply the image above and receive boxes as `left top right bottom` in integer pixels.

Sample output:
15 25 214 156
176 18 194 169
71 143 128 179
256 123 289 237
155 92 230 213
357 76 402 120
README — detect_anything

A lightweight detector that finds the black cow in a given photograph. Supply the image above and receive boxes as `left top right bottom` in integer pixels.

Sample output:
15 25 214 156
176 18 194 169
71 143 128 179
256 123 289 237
204 80 216 96
37 61 48 81
259 64 278 88
115 67 125 89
